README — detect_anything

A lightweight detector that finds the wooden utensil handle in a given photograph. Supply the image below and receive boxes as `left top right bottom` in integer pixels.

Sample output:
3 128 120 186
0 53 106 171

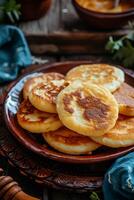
0 168 40 200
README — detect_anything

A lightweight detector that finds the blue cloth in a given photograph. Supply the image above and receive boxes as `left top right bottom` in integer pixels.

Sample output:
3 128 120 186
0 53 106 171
103 152 134 200
0 25 32 83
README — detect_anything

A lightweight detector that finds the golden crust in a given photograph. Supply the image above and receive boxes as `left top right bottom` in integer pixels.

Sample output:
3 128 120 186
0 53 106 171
91 116 134 148
66 64 124 92
23 72 65 99
43 127 101 155
29 79 67 113
17 99 63 133
56 81 118 137
114 83 134 116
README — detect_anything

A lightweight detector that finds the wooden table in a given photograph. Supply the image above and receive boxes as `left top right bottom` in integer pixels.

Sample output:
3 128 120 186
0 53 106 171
0 1 134 199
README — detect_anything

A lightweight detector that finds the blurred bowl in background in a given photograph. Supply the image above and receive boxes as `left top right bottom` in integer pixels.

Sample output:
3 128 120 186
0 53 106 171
72 0 134 30
18 0 51 21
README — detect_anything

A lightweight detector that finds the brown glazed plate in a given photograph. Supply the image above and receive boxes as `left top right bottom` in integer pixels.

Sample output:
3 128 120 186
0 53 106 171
4 61 134 164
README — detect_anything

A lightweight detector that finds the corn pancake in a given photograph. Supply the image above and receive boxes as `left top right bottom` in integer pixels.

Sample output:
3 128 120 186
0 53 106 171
23 72 65 99
29 79 68 113
66 64 124 92
91 116 134 148
56 81 118 137
114 83 134 116
17 99 62 133
43 127 101 155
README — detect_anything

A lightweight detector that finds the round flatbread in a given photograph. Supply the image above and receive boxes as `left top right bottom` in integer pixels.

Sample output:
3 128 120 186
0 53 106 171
56 81 118 137
43 127 101 155
29 79 68 113
91 116 134 148
23 72 65 99
114 83 134 116
66 64 124 92
17 99 62 133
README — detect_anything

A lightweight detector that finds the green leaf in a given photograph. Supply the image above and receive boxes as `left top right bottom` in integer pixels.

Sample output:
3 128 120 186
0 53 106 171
125 32 134 41
113 41 134 68
105 36 123 53
4 0 21 12
0 0 21 23
90 192 100 200
105 32 134 68
128 21 134 29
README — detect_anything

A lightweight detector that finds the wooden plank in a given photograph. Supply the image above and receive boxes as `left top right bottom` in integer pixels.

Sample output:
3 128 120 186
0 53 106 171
26 29 133 54
60 55 111 62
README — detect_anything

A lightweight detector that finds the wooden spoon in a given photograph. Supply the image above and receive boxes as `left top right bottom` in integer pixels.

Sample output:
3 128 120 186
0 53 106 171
0 168 39 200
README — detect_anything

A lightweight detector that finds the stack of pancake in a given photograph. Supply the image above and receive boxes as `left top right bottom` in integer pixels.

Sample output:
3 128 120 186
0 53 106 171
17 64 134 155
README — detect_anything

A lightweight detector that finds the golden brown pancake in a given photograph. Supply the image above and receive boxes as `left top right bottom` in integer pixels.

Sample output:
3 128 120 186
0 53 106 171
23 72 65 99
114 83 134 116
29 80 68 113
66 64 124 92
17 99 63 133
56 81 118 137
43 127 101 155
91 116 134 148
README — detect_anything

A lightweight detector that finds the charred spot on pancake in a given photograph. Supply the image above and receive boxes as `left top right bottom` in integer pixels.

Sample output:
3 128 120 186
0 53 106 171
78 95 109 122
23 72 65 100
34 80 67 104
18 99 51 122
63 95 74 113
63 90 109 124
18 99 35 115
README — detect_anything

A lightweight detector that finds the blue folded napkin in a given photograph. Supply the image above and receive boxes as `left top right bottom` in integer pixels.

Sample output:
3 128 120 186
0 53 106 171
0 25 32 83
103 152 134 200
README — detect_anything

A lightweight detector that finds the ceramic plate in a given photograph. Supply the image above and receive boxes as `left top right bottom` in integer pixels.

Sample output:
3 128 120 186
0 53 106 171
4 61 134 164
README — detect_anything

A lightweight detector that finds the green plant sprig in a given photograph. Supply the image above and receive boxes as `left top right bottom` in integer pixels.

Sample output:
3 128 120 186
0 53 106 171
90 192 101 200
0 0 21 23
105 32 134 68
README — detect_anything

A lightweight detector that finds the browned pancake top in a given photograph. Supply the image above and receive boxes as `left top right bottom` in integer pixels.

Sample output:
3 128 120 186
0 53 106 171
63 89 109 126
18 99 57 123
67 64 118 83
42 72 65 81
33 80 68 104
104 117 134 140
114 83 134 106
23 72 65 99
45 127 96 145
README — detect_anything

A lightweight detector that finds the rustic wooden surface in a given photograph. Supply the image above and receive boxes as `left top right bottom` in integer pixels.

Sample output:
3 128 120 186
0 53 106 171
1 1 134 198
19 0 133 54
